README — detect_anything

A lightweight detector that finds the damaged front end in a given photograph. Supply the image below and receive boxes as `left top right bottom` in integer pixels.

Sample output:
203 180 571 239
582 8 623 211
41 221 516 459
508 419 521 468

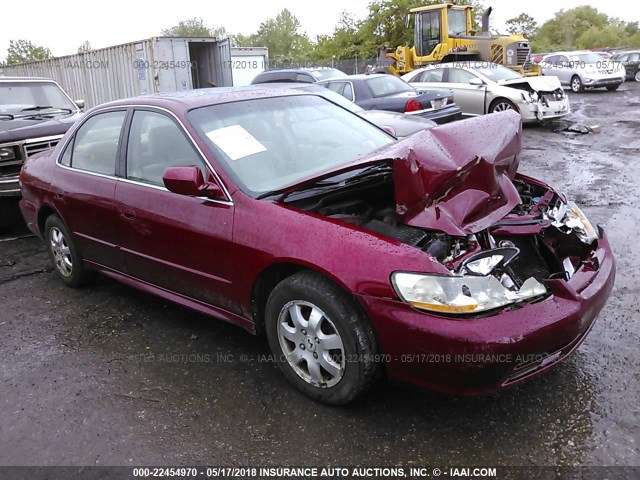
288 110 606 317
502 76 571 122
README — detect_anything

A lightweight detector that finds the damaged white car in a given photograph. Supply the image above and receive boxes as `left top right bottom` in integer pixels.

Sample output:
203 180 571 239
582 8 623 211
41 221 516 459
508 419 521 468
402 62 570 123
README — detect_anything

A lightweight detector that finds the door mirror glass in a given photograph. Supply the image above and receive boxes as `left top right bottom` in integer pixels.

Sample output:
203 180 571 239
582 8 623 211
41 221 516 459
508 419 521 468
468 78 484 86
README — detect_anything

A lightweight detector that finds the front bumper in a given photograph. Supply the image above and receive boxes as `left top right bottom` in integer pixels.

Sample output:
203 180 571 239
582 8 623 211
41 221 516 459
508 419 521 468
520 98 571 123
356 233 615 395
582 75 624 88
0 177 21 197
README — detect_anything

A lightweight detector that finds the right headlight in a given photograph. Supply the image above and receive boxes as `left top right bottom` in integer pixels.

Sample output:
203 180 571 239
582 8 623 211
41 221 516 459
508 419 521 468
391 272 547 315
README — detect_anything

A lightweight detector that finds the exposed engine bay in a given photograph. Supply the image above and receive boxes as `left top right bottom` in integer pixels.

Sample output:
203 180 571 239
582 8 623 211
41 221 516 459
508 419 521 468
288 172 600 313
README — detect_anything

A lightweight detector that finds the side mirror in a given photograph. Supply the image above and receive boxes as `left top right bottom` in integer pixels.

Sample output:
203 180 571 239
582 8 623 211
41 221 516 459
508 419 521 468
163 166 225 200
468 78 484 86
74 99 85 109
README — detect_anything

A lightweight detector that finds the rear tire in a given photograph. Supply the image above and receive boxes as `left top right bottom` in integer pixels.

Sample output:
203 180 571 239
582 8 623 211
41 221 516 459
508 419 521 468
635 71 640 82
44 215 94 287
265 271 381 405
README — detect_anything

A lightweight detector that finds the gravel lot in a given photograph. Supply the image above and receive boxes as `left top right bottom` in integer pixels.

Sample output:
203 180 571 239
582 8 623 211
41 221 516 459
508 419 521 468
1 82 639 469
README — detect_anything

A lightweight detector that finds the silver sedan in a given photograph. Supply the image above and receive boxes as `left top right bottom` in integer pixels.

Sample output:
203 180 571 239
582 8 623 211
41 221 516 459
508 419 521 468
402 63 571 123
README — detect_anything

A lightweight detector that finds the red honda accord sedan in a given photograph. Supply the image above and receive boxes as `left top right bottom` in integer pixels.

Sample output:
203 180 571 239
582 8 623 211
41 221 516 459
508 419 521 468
18 87 615 404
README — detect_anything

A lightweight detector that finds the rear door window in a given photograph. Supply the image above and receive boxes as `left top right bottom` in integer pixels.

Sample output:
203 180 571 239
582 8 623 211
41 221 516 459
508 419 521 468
418 69 445 82
447 69 476 84
68 111 126 176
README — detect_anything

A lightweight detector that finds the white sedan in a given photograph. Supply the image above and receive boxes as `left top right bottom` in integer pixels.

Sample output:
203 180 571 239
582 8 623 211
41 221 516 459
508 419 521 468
402 62 570 123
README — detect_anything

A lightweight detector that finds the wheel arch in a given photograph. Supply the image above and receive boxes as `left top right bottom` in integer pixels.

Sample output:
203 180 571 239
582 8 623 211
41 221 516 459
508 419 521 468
250 261 359 336
488 96 519 114
37 203 59 237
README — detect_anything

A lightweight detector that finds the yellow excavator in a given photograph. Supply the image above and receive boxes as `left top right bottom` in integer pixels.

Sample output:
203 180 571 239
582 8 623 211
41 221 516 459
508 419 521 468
374 2 541 76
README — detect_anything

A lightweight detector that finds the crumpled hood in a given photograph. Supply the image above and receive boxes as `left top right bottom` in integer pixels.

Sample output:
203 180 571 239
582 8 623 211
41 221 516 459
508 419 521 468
369 110 522 236
499 75 562 92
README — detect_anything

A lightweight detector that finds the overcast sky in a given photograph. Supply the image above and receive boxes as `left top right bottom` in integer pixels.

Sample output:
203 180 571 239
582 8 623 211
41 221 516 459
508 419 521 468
2 0 639 58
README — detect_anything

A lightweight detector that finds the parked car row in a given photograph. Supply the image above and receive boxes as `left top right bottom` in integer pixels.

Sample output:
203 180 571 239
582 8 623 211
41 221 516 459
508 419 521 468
252 68 462 125
251 64 575 125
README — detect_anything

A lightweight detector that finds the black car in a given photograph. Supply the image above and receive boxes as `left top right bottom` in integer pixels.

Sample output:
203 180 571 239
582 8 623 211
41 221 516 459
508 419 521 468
317 74 462 124
1 76 83 228
611 51 640 82
250 68 347 84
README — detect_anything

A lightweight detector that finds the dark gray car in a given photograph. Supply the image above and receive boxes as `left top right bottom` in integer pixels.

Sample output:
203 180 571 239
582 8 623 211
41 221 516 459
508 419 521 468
317 74 461 124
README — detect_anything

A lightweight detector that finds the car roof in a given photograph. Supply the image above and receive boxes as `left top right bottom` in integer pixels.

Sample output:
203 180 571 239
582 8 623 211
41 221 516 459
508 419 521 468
258 68 341 73
0 76 58 82
319 74 388 81
88 86 319 113
545 51 594 56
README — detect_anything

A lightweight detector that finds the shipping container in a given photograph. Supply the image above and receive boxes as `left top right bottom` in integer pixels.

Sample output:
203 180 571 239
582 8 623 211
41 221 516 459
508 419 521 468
229 47 269 86
0 37 235 108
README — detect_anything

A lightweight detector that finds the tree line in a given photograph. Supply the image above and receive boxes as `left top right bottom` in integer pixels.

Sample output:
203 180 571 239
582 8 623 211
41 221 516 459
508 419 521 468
3 1 640 66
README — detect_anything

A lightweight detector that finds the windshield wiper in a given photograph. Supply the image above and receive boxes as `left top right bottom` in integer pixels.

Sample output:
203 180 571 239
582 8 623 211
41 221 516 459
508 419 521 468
343 164 393 184
0 113 15 119
20 105 73 114
257 164 393 201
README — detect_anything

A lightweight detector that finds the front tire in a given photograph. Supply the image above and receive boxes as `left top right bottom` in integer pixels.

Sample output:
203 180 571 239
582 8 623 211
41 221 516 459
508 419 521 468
571 75 584 93
265 271 380 405
44 215 94 287
635 71 640 82
489 98 517 114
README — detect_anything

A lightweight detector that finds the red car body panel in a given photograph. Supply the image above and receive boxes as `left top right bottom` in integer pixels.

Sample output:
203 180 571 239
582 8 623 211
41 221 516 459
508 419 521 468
18 89 615 395
387 112 522 236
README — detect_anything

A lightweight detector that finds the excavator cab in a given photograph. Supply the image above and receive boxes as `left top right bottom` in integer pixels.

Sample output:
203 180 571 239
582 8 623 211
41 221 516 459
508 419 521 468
414 5 472 57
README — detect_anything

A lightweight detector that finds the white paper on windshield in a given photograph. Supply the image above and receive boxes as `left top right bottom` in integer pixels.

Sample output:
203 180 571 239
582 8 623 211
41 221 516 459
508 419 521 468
205 125 267 161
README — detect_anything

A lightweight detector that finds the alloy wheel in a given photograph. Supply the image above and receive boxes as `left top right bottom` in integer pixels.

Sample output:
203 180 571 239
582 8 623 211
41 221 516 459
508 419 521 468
571 77 582 92
276 300 345 388
50 227 73 277
492 102 514 112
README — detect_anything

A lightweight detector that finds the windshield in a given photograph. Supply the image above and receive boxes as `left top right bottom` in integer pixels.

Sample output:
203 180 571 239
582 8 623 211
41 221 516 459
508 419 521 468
365 76 415 97
448 9 467 36
188 95 394 197
473 64 523 82
0 81 77 114
308 69 347 81
569 53 604 64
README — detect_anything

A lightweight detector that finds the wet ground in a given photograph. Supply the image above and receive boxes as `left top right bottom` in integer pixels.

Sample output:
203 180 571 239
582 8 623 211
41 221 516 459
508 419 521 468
1 82 639 469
